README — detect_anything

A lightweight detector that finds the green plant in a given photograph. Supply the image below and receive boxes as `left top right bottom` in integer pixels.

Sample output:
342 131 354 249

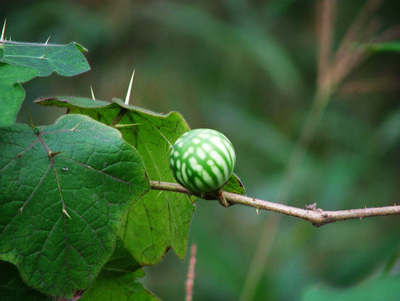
0 29 245 300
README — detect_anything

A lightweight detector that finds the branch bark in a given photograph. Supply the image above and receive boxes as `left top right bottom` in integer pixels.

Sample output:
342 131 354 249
150 181 400 227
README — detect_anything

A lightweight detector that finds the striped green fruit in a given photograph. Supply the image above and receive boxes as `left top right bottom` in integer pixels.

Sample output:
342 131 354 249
169 129 236 193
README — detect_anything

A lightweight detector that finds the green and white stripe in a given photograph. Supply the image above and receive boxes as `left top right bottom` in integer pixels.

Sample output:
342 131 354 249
169 129 236 193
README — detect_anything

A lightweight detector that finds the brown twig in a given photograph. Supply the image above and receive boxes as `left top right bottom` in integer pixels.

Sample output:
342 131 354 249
150 181 400 228
185 244 197 301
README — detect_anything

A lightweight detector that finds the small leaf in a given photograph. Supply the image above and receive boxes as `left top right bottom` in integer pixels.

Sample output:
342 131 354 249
81 269 159 301
0 114 149 299
0 41 90 76
223 173 246 195
0 62 39 127
36 96 195 265
0 62 39 85
101 238 142 274
81 238 158 300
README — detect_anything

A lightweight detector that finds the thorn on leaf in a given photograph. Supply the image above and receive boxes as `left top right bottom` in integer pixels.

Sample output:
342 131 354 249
71 122 82 131
49 151 62 158
63 207 72 219
125 69 136 105
90 86 96 100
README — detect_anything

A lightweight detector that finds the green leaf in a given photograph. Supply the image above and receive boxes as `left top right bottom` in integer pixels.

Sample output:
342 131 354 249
302 276 400 301
81 269 158 301
101 238 142 274
367 41 400 53
0 41 90 76
223 172 246 195
81 238 158 300
0 261 49 301
0 62 40 127
81 238 158 301
0 62 39 85
35 96 195 265
0 114 150 299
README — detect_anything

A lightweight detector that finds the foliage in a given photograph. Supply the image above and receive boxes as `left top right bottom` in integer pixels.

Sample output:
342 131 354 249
0 41 89 127
0 39 244 300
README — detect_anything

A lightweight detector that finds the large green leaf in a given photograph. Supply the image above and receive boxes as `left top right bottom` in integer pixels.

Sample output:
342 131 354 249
0 41 90 76
0 114 149 299
36 96 195 265
0 62 39 127
302 276 400 301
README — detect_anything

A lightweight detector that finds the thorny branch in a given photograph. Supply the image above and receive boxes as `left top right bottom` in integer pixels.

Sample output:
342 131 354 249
150 181 400 228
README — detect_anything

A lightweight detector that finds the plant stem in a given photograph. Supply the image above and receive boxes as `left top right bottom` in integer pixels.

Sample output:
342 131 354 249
185 244 197 301
150 181 400 227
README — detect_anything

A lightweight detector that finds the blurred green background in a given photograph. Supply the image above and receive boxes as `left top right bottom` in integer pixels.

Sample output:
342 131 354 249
1 0 399 300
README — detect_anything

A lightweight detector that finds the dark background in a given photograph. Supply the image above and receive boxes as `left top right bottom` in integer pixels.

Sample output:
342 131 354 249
1 0 399 300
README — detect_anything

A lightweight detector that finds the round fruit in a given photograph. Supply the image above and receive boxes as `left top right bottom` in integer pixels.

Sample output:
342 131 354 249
169 128 236 193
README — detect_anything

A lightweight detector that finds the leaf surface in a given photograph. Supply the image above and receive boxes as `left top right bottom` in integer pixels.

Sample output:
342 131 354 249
0 40 90 127
223 172 246 194
0 114 149 299
35 96 195 265
0 62 39 127
81 238 158 300
0 41 90 76
81 269 158 301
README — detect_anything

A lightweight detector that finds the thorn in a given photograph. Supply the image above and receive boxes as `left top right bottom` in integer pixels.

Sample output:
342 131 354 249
39 50 50 60
71 121 82 131
45 35 51 45
156 190 162 198
90 86 96 100
1 19 6 43
49 151 62 158
125 69 135 105
63 207 72 219
256 208 259 215
305 202 317 211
